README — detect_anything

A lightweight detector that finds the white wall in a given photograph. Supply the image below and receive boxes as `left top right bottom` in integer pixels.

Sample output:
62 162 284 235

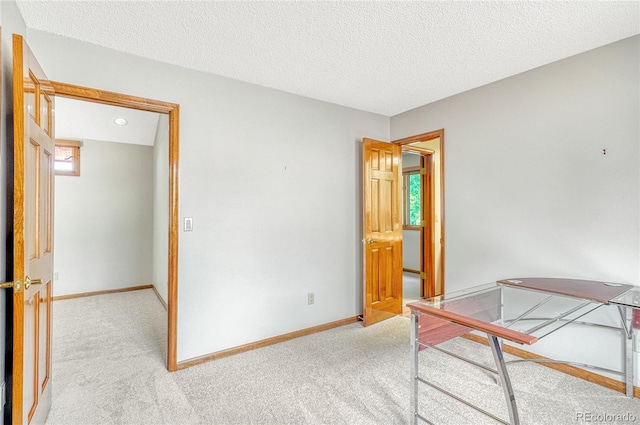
26 29 389 361
1 3 27 422
392 35 640 290
402 231 419 271
391 35 640 384
152 114 169 305
53 139 154 296
26 14 637 384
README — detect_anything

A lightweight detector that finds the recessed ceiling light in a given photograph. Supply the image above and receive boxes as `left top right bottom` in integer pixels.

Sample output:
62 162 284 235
114 117 128 126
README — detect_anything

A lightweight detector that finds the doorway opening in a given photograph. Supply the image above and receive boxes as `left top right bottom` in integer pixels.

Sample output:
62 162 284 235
50 81 180 371
394 130 444 302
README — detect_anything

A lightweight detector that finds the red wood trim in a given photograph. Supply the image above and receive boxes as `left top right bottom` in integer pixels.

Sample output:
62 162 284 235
177 316 359 370
54 139 82 147
498 278 633 304
49 81 178 113
408 303 538 345
50 80 180 373
12 34 27 425
403 268 420 274
52 285 153 301
403 166 421 174
419 314 471 346
167 106 180 372
392 129 445 297
393 130 444 147
151 285 168 310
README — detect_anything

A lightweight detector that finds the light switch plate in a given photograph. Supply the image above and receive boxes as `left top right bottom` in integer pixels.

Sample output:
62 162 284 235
184 217 193 232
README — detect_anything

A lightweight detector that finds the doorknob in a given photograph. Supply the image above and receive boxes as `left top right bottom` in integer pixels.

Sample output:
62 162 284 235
0 280 24 292
0 281 14 289
25 276 43 290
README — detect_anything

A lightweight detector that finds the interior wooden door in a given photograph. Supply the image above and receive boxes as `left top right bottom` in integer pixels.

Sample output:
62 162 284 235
11 34 54 425
362 138 403 326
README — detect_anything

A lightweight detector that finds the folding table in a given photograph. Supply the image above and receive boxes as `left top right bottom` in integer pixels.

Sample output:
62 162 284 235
408 277 639 425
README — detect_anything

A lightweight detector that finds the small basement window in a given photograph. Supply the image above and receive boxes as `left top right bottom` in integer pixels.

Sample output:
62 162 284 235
54 140 81 176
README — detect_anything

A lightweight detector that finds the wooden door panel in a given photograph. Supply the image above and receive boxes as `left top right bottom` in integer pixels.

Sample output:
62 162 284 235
23 295 37 421
25 73 37 122
363 138 402 326
367 244 401 303
13 34 54 425
369 150 395 234
383 246 394 298
40 92 52 136
370 179 379 232
43 149 53 254
39 283 51 393
369 247 380 302
26 140 40 261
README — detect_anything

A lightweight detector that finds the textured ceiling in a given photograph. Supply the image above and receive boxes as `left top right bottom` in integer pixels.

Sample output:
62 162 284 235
16 1 640 116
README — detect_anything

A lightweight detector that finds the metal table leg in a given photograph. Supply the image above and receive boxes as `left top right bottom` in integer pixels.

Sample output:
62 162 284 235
411 310 419 424
617 305 634 398
625 307 634 397
488 334 520 425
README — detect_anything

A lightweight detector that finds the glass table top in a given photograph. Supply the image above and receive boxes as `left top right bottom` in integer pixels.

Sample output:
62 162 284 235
410 281 605 341
610 286 640 308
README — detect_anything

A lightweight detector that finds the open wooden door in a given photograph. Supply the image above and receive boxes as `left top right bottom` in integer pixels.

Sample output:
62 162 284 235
362 138 403 326
11 34 54 425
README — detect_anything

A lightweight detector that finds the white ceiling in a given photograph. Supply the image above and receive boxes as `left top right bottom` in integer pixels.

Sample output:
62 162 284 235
16 0 640 144
55 97 160 146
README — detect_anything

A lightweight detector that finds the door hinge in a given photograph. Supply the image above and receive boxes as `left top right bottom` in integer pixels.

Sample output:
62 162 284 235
420 168 427 175
420 272 427 279
421 220 426 227
0 279 23 293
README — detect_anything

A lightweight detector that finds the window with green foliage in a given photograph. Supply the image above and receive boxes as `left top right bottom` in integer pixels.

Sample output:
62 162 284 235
403 170 421 228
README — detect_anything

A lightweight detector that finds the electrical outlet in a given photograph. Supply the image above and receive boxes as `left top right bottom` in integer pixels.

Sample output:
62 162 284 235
308 292 314 305
54 272 59 281
634 332 640 353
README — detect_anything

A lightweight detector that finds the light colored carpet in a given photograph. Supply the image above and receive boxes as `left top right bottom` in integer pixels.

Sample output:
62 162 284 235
45 289 640 425
403 272 420 304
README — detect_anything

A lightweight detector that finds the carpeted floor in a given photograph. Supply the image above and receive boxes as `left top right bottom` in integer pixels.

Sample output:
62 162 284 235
403 272 421 304
45 289 640 425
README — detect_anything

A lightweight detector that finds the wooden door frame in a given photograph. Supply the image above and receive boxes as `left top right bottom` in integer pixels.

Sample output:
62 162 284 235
393 129 445 298
49 81 180 372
